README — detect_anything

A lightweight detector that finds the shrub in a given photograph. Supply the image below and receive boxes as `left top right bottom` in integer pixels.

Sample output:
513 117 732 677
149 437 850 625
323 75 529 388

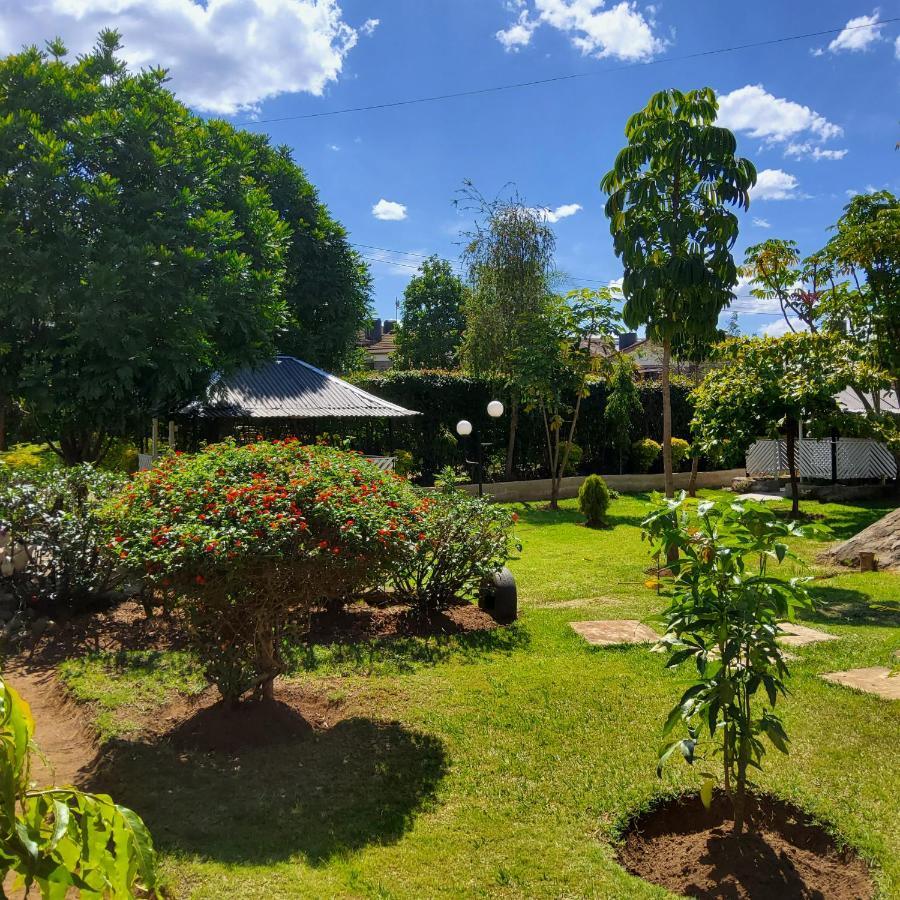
389 489 519 613
670 437 691 469
0 443 58 474
560 441 583 476
98 439 140 474
578 474 611 527
631 438 661 473
0 668 159 895
0 465 125 613
643 495 813 833
104 439 424 704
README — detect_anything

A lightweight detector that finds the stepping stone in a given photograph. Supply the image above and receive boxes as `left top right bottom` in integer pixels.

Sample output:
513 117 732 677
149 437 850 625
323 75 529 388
570 620 658 646
777 623 839 647
737 493 784 502
820 667 900 701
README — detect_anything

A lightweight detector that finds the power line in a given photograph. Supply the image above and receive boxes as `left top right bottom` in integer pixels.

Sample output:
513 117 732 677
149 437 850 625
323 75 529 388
234 19 896 126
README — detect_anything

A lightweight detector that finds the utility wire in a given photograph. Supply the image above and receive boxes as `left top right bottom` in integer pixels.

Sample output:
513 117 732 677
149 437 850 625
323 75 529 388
234 19 896 126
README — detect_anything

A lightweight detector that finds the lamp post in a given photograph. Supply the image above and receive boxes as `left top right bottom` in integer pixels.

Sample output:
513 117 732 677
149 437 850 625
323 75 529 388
457 401 504 497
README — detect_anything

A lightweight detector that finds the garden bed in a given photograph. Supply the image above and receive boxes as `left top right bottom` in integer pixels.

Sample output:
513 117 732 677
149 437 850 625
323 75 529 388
617 791 873 899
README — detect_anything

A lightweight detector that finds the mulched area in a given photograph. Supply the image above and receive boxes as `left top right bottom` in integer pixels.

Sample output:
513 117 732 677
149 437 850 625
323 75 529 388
618 791 873 899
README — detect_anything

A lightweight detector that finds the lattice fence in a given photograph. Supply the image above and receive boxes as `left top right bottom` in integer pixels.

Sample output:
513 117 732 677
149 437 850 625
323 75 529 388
745 438 896 480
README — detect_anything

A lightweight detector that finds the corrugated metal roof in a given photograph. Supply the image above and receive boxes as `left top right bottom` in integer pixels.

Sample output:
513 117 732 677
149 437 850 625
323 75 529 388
834 387 900 415
182 356 418 419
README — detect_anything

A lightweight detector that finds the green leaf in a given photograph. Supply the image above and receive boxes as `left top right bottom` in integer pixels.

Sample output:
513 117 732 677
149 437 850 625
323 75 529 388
700 776 714 810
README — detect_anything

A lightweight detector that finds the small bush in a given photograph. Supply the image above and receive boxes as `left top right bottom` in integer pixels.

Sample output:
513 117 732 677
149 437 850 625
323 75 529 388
389 489 519 614
0 465 125 613
104 440 424 704
560 442 583 476
0 443 58 473
98 439 140 474
578 474 611 527
670 437 691 469
631 438 661 473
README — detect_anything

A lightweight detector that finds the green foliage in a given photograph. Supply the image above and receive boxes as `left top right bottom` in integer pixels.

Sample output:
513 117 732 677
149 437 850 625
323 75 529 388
0 464 125 612
388 489 519 613
395 257 467 370
0 667 159 896
670 437 691 469
0 444 58 474
643 494 813 832
631 438 661 473
602 87 756 494
104 439 426 703
604 356 643 473
559 442 582 476
98 440 139 474
577 474 611 527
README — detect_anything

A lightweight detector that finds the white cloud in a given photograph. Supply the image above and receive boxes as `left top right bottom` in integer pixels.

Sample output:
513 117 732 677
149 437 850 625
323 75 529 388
717 85 842 145
327 143 341 151
760 317 807 338
827 11 883 53
0 0 370 115
371 199 408 221
360 18 379 37
751 169 801 202
784 142 847 161
496 0 666 60
752 217 771 228
895 35 900 59
533 202 583 223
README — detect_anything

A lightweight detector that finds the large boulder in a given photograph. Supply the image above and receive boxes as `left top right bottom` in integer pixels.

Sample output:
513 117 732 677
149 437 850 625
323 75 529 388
820 507 900 571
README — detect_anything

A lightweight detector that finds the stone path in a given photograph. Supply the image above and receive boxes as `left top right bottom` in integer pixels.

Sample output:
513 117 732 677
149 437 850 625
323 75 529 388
570 620 659 646
737 493 784 502
777 623 839 647
820 667 900 701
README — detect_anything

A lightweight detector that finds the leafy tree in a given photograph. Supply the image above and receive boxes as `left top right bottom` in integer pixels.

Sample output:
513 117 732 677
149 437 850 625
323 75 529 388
602 87 756 498
517 288 620 509
459 183 556 479
0 668 159 895
395 256 467 369
691 334 870 516
644 495 812 834
253 140 372 372
605 354 643 474
823 191 899 398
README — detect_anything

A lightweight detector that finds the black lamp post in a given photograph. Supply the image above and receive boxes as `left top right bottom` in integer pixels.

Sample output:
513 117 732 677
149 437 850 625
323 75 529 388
457 400 504 497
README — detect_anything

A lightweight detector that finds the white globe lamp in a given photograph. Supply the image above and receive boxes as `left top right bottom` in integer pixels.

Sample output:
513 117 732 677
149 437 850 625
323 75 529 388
487 400 504 419
456 419 473 437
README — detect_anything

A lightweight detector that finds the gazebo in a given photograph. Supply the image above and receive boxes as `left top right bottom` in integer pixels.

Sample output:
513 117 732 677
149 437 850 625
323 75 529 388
141 356 418 468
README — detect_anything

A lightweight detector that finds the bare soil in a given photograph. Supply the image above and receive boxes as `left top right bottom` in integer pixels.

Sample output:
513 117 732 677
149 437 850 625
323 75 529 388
617 792 873 900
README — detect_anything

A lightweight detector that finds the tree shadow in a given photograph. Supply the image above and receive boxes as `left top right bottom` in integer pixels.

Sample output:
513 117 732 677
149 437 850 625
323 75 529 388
807 500 898 543
804 584 900 628
85 715 447 865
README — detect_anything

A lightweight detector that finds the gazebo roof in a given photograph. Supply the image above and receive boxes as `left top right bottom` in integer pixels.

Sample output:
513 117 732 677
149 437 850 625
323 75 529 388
181 355 418 419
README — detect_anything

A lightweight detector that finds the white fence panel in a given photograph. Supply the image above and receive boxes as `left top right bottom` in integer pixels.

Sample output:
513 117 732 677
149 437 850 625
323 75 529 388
796 439 831 479
745 438 896 480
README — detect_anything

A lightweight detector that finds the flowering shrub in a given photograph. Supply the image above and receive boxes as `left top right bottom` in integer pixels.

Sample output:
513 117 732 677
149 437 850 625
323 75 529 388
104 440 425 704
0 465 125 613
389 489 519 613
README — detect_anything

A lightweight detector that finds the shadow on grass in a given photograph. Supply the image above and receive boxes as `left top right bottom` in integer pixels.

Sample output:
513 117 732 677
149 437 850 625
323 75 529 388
806 500 898 543
804 584 900 628
513 496 652 530
284 622 530 677
87 716 447 865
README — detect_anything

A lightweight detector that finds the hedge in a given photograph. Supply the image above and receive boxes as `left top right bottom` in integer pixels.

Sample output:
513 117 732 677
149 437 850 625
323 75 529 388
349 370 699 482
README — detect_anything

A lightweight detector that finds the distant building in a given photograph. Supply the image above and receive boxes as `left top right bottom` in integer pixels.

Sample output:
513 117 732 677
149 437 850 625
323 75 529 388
358 318 398 370
584 332 708 378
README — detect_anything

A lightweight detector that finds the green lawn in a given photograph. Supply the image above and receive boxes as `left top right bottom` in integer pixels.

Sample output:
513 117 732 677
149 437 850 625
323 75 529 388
58 490 900 899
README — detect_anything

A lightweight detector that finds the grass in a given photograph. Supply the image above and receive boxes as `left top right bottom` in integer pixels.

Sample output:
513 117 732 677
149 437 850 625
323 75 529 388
56 490 900 899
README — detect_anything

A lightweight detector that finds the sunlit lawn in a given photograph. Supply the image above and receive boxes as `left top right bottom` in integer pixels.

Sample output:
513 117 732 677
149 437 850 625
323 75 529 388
59 490 900 898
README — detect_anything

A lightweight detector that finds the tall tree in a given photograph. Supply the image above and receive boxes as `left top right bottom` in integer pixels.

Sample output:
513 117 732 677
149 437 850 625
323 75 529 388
518 288 620 508
0 33 293 463
692 334 870 517
394 256 467 369
604 354 642 475
601 87 756 498
251 139 372 373
459 184 556 478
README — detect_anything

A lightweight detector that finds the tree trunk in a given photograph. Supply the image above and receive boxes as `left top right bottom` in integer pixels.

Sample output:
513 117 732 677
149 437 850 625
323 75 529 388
661 337 674 498
785 420 800 519
504 396 519 481
0 398 6 452
687 454 700 498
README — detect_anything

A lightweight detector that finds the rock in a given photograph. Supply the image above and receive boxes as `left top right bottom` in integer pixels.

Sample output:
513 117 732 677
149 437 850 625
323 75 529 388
820 506 900 572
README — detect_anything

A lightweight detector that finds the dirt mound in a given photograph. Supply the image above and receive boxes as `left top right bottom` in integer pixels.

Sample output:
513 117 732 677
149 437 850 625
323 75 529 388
820 506 900 571
618 791 872 900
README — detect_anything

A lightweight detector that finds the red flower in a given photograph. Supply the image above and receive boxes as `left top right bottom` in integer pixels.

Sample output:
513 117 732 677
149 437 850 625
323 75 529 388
195 574 206 585
318 540 329 549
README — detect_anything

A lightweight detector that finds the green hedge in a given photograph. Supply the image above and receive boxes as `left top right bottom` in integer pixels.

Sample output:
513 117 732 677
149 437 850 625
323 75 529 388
350 370 698 482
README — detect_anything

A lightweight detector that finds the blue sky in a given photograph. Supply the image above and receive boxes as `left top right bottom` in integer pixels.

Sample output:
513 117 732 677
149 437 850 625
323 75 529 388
2 0 898 334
